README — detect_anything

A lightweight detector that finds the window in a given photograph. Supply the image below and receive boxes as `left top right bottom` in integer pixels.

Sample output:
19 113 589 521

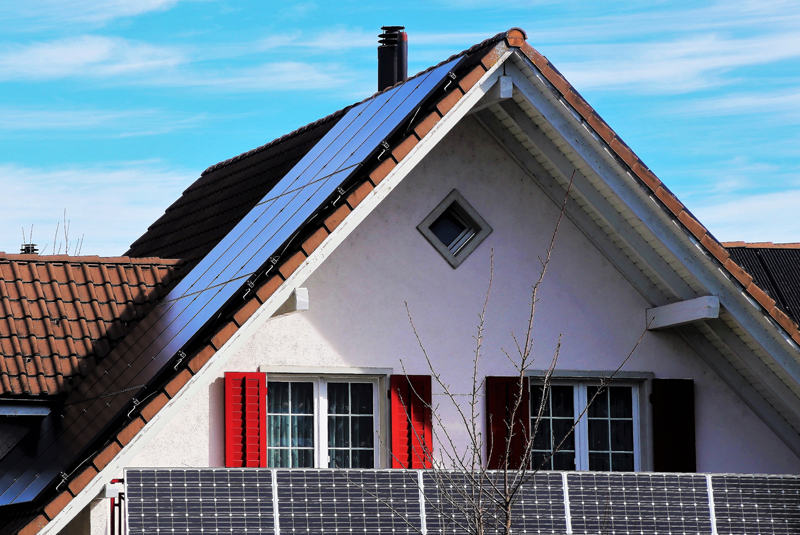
265 377 379 469
530 381 640 471
418 190 492 268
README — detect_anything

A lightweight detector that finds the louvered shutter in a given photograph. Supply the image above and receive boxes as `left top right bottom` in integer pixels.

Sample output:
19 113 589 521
485 376 530 469
652 378 696 472
390 375 432 468
225 372 267 468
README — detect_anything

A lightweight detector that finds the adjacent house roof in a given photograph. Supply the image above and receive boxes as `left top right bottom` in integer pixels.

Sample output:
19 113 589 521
725 243 800 324
0 255 182 397
4 26 800 535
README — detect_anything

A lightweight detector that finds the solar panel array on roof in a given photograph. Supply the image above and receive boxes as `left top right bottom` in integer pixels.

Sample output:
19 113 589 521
125 469 800 535
728 247 800 324
0 56 464 507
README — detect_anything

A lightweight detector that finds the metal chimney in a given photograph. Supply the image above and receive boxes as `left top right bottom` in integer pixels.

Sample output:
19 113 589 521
378 26 408 91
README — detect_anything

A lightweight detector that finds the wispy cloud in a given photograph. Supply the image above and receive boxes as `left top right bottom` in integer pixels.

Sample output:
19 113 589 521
680 90 800 121
0 162 194 256
0 107 206 136
0 0 180 25
555 32 800 93
691 189 800 243
0 36 183 80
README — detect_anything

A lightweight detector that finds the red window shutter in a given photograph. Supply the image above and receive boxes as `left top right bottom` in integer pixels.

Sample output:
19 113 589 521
485 376 529 469
390 375 432 469
225 372 267 468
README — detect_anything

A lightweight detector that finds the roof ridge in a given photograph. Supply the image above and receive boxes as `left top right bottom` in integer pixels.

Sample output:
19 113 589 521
0 254 184 265
723 241 800 249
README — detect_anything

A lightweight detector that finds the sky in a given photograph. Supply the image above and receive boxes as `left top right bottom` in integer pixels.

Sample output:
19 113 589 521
0 0 798 256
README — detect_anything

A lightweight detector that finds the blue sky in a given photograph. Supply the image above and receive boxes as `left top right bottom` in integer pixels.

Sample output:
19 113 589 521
1 0 798 256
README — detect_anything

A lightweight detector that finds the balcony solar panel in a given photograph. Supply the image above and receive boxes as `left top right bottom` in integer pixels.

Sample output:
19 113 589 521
566 472 713 535
422 471 567 534
275 470 423 534
0 56 463 506
126 469 275 535
711 474 800 535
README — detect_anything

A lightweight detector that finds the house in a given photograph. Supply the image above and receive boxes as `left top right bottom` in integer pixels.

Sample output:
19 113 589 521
1 27 800 534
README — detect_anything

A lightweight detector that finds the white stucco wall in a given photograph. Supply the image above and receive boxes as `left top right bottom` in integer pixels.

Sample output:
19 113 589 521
130 116 800 475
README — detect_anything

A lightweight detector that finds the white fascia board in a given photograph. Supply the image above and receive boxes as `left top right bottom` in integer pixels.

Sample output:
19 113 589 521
506 53 800 394
468 75 513 115
646 296 720 330
40 50 513 535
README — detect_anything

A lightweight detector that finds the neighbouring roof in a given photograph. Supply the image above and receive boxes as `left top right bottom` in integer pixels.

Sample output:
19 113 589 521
0 255 182 397
6 26 800 535
725 242 800 325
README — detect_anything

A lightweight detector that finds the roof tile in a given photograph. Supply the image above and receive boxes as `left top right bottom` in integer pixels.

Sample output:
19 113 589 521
188 345 215 374
67 465 97 496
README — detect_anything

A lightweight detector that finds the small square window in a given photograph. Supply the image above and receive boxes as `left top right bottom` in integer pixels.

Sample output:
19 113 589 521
418 190 492 268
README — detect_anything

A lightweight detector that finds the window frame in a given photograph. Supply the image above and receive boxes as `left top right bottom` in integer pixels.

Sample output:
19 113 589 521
265 374 382 469
417 189 492 268
529 378 643 472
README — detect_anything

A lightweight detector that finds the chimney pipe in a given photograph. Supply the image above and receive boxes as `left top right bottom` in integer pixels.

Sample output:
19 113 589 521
378 26 407 91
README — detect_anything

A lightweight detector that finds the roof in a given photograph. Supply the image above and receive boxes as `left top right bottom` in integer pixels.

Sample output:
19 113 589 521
724 243 800 324
0 255 182 397
7 26 800 535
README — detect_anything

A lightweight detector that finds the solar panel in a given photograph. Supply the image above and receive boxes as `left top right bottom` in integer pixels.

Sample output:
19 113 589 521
275 469 423 534
0 56 463 506
566 472 713 535
711 474 800 535
126 469 275 535
422 471 567 534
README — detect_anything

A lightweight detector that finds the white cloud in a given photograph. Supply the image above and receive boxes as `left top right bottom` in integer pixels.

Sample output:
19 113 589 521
0 36 183 80
680 91 800 121
0 107 205 136
691 189 800 243
556 32 800 93
0 162 195 256
0 0 179 25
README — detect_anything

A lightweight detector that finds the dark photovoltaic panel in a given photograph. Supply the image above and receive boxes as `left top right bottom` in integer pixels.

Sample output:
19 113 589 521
567 472 713 535
0 56 463 506
275 470 423 534
711 474 800 535
126 469 275 534
423 471 567 534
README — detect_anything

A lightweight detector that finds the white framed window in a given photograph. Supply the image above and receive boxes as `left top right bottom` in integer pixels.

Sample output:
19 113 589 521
530 380 641 472
266 376 381 469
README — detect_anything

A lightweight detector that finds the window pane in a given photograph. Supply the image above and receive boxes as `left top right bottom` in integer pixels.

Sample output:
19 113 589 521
610 420 633 451
588 419 609 450
328 383 350 415
328 415 350 448
351 416 374 448
293 449 314 468
292 382 314 414
612 452 634 472
587 387 608 418
532 421 551 450
268 449 289 468
292 415 314 448
430 210 468 248
267 382 289 414
329 449 350 469
553 451 576 471
351 383 373 414
551 386 573 417
530 386 550 417
552 418 575 451
268 415 290 447
589 452 610 471
609 387 632 418
351 450 374 469
532 451 551 470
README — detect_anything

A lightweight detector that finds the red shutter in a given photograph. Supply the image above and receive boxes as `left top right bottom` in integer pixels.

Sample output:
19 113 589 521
390 375 432 469
225 372 267 468
485 376 529 469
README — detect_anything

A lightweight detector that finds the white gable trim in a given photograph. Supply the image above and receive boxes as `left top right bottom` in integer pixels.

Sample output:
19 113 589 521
40 49 513 535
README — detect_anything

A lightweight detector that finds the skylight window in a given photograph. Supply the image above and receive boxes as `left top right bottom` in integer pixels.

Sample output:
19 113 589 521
418 190 492 268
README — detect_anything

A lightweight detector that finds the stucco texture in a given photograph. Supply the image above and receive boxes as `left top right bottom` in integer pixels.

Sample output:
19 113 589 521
130 116 800 475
